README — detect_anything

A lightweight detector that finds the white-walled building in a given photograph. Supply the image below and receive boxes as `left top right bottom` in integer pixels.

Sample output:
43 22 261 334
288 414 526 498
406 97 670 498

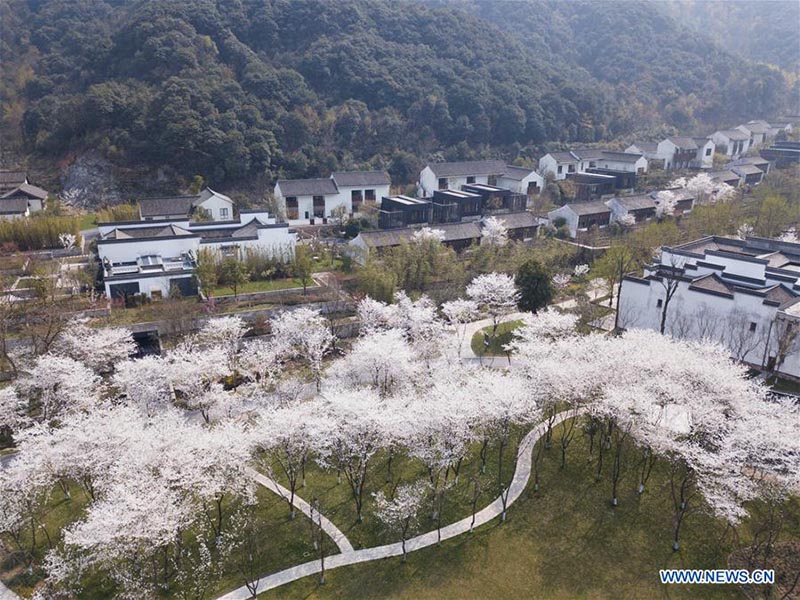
736 120 771 148
547 201 612 238
275 170 390 222
625 142 660 161
709 130 752 159
538 149 646 180
96 211 295 299
618 235 800 380
655 137 715 170
139 187 235 222
497 165 544 196
418 160 507 196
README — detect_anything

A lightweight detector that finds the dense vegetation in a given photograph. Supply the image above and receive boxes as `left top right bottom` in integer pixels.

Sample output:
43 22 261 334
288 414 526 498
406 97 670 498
0 0 794 193
446 0 794 137
659 0 800 74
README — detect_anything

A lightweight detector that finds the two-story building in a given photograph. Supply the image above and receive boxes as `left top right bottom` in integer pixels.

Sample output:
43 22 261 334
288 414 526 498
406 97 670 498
709 130 752 159
275 170 391 222
96 211 295 300
418 161 543 197
547 201 612 238
656 137 715 170
539 149 647 180
617 235 800 380
736 120 771 148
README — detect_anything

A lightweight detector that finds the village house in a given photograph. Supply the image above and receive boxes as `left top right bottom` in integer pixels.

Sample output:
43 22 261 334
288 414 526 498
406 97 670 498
730 163 766 186
617 235 800 380
0 198 30 220
606 193 657 224
275 170 391 222
1 183 48 214
418 160 543 197
761 141 800 167
539 149 647 180
566 172 618 201
624 142 661 162
96 210 295 300
139 188 235 222
728 156 771 176
709 170 743 188
709 129 752 159
655 137 715 170
547 201 612 238
736 120 771 148
350 212 538 263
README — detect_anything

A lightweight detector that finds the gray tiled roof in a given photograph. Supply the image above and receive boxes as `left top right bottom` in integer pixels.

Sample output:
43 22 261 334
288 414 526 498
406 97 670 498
546 151 579 163
357 222 482 248
139 195 199 217
716 129 751 141
276 178 339 197
567 201 612 216
489 211 538 229
332 171 390 187
667 137 699 150
615 194 656 211
102 224 194 240
427 160 506 177
501 165 537 181
2 183 48 201
630 142 659 153
597 150 644 163
0 198 29 214
0 170 26 189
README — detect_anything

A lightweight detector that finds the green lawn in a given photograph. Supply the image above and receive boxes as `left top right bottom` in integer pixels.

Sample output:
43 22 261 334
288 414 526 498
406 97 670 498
258 419 797 600
470 320 524 357
213 278 305 297
77 213 97 231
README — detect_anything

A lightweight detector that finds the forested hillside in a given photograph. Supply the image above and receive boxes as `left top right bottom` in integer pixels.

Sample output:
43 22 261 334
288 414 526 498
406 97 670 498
0 0 794 196
441 0 794 133
658 0 800 74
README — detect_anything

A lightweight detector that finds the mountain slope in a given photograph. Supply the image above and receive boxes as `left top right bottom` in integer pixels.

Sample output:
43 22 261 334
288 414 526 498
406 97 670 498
0 0 794 195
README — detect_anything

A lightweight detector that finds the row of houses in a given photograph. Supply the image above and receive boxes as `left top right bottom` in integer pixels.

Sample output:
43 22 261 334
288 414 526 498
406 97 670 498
618 235 800 380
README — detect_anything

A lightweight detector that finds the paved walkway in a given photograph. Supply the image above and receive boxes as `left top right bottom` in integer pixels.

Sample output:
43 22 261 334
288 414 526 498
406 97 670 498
247 467 354 554
458 312 528 362
217 410 578 599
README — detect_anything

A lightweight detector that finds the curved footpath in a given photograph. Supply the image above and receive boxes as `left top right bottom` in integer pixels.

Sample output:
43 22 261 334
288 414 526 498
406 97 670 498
217 409 578 599
247 467 354 553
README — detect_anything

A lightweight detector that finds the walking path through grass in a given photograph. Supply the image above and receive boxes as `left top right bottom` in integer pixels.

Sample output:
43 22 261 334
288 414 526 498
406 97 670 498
216 410 578 599
247 467 354 553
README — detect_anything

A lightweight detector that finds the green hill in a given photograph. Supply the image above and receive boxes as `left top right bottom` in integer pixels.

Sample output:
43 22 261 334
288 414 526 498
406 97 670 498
0 0 794 193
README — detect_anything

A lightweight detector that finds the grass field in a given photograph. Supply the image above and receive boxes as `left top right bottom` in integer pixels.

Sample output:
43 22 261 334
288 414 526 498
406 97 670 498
213 278 305 297
256 420 797 600
470 320 523 357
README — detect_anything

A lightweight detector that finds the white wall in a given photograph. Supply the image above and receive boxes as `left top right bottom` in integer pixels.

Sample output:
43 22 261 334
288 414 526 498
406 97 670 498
497 171 544 195
197 194 234 221
547 205 579 237
97 236 198 265
538 155 565 180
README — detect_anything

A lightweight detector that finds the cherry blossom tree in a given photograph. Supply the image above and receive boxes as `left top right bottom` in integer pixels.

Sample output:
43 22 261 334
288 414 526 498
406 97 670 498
191 315 248 371
466 272 519 341
441 298 479 359
271 307 334 390
112 355 174 416
15 355 99 424
332 328 419 398
655 190 677 220
373 481 428 561
552 273 571 289
312 390 386 523
411 227 445 244
54 318 136 374
480 217 509 247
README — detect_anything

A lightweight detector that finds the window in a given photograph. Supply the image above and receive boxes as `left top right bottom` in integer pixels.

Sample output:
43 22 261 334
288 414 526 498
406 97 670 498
286 197 298 220
351 190 363 212
705 147 712 156
438 178 448 189
219 207 229 219
365 189 376 202
467 176 476 184
749 322 757 332
656 299 663 308
488 175 497 186
557 165 563 175
568 165 576 173
313 195 325 218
